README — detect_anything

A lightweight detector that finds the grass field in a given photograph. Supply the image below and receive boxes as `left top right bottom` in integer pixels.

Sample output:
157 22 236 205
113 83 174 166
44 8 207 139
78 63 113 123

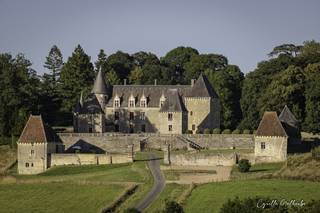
0 182 125 213
0 152 153 213
0 146 16 174
184 179 320 213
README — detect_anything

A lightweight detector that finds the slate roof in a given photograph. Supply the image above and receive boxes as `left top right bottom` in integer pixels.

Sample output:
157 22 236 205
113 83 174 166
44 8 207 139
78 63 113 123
75 93 103 114
256 112 287 137
187 74 219 98
105 74 219 108
160 89 186 112
92 69 108 94
279 105 299 128
18 115 60 144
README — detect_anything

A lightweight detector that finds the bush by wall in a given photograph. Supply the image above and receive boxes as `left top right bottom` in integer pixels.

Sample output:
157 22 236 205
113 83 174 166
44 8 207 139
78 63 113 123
238 159 251 173
212 128 221 134
203 128 211 134
222 129 231 134
242 129 251 134
232 129 241 134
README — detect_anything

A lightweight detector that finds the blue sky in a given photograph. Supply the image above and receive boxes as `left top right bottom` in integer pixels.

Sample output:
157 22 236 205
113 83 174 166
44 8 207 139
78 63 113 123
0 0 319 74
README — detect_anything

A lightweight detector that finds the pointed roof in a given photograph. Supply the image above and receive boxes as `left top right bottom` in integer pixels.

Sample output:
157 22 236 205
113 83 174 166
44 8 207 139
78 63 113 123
92 69 108 94
256 112 287 137
160 89 186 112
279 105 298 128
187 74 218 98
18 115 60 144
75 93 104 114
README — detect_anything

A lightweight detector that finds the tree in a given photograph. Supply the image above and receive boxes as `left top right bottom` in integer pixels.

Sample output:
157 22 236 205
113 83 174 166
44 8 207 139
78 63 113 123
132 51 159 67
238 159 251 173
59 45 94 114
95 49 107 73
106 69 121 85
268 43 302 57
129 67 144 84
303 63 320 133
163 200 184 213
106 51 134 81
161 46 199 84
44 45 63 85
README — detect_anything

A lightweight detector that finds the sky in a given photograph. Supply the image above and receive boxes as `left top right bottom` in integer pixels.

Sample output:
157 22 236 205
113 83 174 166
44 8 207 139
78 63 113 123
0 0 320 75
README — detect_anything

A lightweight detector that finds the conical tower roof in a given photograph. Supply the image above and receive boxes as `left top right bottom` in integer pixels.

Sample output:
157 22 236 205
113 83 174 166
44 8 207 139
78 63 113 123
92 69 108 94
279 105 298 128
187 74 219 98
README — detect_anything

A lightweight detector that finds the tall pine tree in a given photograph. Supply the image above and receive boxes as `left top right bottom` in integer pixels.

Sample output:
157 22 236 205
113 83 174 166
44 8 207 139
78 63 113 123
59 45 94 114
44 45 63 85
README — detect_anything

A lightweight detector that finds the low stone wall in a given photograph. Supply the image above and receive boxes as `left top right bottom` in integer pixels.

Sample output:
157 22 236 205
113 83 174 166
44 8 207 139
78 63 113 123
164 152 236 166
57 133 254 152
50 153 132 167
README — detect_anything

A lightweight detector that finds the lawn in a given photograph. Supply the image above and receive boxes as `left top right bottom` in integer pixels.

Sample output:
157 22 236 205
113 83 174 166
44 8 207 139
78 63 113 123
0 182 125 213
184 179 320 213
146 183 189 212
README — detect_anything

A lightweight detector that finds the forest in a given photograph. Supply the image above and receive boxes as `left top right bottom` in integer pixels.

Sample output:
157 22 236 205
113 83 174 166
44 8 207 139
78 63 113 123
0 40 320 143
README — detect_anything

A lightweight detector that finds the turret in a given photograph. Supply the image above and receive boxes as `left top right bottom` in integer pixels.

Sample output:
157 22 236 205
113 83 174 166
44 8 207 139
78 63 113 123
92 68 108 109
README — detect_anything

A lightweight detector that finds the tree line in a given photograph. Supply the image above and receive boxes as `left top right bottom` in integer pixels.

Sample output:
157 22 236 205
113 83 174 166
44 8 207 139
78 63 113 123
0 40 319 142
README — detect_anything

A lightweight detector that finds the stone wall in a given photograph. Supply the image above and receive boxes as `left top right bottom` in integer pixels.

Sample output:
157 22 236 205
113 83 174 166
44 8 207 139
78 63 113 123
164 151 236 166
50 153 132 166
254 136 287 163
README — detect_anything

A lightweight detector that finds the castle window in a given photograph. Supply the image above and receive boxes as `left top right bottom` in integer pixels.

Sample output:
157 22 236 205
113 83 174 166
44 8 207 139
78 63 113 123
114 99 120 108
160 100 165 107
129 112 134 120
140 112 145 120
115 124 119 132
141 124 146 132
129 124 134 133
25 163 29 167
129 100 135 107
190 111 193 116
140 100 147 107
168 125 172 132
31 150 34 155
261 142 266 150
31 163 34 167
168 113 173 121
192 124 195 131
114 111 119 120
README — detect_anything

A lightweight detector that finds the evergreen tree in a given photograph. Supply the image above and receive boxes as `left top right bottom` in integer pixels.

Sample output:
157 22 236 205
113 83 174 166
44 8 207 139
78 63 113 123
95 49 107 73
44 45 63 85
59 45 94 114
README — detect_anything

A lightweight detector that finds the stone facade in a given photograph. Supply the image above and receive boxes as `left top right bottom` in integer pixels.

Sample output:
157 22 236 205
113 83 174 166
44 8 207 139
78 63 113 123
254 136 287 163
73 70 220 134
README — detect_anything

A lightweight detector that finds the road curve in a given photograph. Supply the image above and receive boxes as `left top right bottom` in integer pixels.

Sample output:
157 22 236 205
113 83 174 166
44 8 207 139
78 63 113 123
135 152 165 211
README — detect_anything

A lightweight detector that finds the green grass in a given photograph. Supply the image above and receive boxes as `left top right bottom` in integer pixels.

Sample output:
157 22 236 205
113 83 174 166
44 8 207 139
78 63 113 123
0 182 125 213
184 179 320 213
231 162 284 180
146 183 189 213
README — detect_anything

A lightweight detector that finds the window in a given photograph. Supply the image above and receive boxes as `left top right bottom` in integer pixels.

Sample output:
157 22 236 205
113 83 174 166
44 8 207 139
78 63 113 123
114 111 119 120
25 163 29 168
89 127 93 133
31 150 34 155
168 125 173 132
192 124 196 131
129 112 134 120
190 111 193 116
160 100 165 107
31 163 34 167
129 124 134 133
141 124 146 132
129 99 135 107
140 112 145 120
261 142 266 150
114 124 119 132
168 113 173 121
140 100 147 107
114 99 120 108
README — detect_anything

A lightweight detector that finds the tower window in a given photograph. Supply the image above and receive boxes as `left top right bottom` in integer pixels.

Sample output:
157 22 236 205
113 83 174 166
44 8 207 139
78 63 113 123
168 125 173 132
190 111 193 116
140 112 145 120
141 124 146 132
192 124 195 131
168 113 173 121
114 111 119 120
129 112 134 120
261 142 266 150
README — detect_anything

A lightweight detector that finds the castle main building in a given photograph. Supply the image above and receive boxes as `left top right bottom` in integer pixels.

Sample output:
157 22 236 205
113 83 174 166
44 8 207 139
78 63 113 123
73 70 220 134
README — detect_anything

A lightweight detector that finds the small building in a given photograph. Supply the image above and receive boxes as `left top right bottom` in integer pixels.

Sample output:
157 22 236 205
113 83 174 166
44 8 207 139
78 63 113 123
279 105 301 144
254 111 288 163
17 115 62 174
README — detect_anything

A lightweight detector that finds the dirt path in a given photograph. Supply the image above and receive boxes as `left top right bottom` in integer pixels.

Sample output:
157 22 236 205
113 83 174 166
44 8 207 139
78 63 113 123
135 152 165 211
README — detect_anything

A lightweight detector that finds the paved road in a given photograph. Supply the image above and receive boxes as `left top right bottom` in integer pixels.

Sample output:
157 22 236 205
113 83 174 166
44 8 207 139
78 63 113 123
135 152 165 211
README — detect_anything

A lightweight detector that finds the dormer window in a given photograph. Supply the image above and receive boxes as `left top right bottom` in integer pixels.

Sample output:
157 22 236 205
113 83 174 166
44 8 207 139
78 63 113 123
114 95 121 108
160 94 166 107
141 100 147 107
129 95 135 107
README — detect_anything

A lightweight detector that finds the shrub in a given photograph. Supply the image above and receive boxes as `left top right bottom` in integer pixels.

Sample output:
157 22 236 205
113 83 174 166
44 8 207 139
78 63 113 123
242 129 251 134
232 129 241 134
212 128 221 134
238 159 251 173
196 129 202 134
312 146 320 161
203 128 211 134
124 208 141 213
222 129 231 134
163 200 184 213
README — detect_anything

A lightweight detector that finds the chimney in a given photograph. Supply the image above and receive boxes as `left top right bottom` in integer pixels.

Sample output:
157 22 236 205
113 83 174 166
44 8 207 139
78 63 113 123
154 79 157 85
124 79 127 85
191 79 196 87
